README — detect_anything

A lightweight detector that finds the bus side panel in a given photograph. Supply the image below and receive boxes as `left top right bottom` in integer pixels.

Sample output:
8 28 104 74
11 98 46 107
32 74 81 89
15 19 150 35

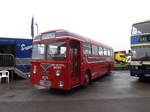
86 57 113 80
86 56 108 80
89 62 99 79
79 55 114 84
91 61 107 79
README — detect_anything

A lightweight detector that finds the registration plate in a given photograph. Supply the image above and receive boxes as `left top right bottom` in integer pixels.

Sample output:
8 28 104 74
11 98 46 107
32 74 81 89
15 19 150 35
39 80 51 87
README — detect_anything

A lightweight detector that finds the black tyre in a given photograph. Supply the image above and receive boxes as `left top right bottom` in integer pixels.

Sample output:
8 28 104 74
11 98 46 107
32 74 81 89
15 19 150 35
83 71 91 87
139 76 146 81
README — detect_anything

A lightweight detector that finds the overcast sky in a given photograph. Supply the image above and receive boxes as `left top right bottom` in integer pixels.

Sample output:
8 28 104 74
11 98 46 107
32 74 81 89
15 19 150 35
0 0 150 51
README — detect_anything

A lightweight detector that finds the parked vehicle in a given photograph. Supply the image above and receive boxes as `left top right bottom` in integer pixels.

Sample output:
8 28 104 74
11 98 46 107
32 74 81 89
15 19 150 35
114 52 126 64
30 29 114 90
130 20 150 79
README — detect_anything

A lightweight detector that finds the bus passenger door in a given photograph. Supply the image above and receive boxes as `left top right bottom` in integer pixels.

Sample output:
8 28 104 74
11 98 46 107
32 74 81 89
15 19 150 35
70 40 80 86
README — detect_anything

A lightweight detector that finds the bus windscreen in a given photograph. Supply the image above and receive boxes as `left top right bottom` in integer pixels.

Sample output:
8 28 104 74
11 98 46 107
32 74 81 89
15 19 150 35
132 21 150 35
32 44 45 59
47 41 66 61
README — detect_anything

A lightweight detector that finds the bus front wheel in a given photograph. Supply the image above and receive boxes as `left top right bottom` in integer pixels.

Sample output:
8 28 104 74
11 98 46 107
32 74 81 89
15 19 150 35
139 75 146 81
83 71 91 87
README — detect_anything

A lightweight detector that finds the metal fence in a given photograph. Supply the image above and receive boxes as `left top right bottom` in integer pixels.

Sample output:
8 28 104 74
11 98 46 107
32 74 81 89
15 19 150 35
0 54 15 67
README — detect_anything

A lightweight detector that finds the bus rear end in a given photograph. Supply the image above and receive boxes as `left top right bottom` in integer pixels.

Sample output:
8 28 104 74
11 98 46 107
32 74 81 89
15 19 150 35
30 40 72 90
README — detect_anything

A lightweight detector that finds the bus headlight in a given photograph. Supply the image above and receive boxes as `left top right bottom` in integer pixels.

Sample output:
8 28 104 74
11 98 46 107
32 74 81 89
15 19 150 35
33 65 37 74
56 70 61 76
58 81 64 88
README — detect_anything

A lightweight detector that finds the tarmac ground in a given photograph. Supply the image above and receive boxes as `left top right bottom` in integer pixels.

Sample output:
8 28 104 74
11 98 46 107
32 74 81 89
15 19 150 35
0 71 150 112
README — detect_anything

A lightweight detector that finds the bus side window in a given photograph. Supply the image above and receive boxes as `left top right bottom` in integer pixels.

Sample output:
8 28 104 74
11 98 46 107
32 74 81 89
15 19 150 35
83 42 91 55
111 50 114 57
108 49 111 56
110 49 113 56
104 48 108 56
92 45 99 56
99 47 103 56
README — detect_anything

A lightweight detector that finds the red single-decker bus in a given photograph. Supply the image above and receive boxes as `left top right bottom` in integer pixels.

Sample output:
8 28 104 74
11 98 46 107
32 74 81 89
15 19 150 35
30 29 114 90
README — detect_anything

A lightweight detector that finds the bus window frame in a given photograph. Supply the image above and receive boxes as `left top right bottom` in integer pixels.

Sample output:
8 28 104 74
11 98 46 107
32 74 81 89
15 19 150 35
46 41 67 61
82 42 92 55
32 43 46 60
98 46 104 56
103 48 108 56
92 44 99 56
33 38 71 62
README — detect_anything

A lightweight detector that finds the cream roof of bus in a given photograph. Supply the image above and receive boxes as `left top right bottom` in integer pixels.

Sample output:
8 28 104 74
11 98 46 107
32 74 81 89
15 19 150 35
133 19 150 25
38 29 113 49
